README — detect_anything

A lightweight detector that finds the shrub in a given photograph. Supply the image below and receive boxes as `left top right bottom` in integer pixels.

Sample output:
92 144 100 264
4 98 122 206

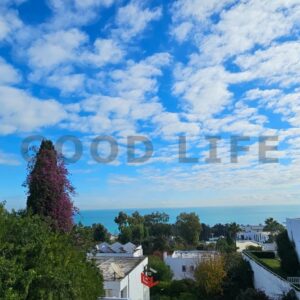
251 251 275 259
236 288 270 300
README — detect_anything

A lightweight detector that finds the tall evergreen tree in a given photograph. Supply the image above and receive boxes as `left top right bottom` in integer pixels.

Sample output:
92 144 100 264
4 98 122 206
26 140 75 232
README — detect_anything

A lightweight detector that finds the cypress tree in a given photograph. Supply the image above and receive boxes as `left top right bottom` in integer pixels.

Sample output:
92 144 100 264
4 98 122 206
26 140 75 232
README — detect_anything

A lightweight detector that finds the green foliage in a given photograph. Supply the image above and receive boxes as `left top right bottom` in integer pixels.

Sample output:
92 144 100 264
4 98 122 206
148 256 173 282
115 211 173 251
194 255 227 298
92 223 110 243
222 253 254 300
246 245 263 251
0 204 103 300
276 230 300 276
236 288 270 300
228 222 241 241
216 237 236 253
264 218 285 233
175 213 202 246
151 279 197 300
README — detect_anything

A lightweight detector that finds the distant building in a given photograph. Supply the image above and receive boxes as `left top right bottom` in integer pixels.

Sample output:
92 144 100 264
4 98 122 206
286 218 300 260
95 256 149 300
163 250 218 280
237 225 270 243
93 242 143 257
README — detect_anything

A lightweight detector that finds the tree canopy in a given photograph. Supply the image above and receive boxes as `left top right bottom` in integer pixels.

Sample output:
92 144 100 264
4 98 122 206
0 203 103 300
26 140 75 232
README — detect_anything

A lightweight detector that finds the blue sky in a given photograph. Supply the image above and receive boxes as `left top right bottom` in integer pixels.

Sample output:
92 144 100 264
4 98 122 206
1 0 300 210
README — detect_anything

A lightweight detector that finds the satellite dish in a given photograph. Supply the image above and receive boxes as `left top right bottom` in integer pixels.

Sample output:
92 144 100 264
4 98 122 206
111 263 125 278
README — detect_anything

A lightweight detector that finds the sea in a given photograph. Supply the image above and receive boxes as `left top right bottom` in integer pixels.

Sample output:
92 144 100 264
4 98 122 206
74 205 300 234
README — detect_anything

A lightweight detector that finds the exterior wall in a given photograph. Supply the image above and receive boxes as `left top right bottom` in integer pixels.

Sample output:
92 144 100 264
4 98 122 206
237 231 270 243
101 257 149 300
127 257 149 300
286 218 300 261
164 256 198 280
242 252 300 300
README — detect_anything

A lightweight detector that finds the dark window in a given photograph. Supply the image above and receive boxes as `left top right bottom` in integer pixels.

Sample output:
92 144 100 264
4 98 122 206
182 265 186 272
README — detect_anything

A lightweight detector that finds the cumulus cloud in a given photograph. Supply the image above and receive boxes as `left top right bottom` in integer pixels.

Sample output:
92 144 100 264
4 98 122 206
83 38 124 67
0 86 66 134
114 1 162 41
28 29 87 70
0 57 21 84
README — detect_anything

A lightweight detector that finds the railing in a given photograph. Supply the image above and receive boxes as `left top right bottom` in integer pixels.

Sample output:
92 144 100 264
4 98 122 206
288 277 300 285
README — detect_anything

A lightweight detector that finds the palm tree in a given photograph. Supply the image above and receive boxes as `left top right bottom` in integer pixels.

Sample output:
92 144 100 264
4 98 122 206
228 222 241 245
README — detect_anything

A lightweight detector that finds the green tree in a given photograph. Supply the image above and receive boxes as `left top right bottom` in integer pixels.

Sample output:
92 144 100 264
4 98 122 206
276 230 300 276
264 218 285 233
228 222 241 244
175 213 201 246
222 253 253 300
0 204 103 300
264 218 285 242
148 256 173 282
92 223 110 242
194 255 226 298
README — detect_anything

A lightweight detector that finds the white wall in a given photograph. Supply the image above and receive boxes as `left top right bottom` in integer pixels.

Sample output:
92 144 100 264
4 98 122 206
164 256 198 280
286 218 300 261
102 257 149 300
243 253 300 300
126 257 149 300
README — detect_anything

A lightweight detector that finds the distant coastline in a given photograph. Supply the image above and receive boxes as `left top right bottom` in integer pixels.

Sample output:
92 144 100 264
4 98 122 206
74 204 300 234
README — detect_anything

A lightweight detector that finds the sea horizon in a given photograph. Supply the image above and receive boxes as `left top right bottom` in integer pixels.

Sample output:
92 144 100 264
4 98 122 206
75 204 300 234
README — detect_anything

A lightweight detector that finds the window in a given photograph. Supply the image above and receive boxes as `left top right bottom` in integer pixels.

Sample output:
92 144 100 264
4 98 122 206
190 265 195 272
182 265 186 272
106 289 113 297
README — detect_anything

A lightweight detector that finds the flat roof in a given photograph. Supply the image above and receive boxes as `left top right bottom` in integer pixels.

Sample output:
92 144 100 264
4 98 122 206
94 256 145 281
170 250 218 259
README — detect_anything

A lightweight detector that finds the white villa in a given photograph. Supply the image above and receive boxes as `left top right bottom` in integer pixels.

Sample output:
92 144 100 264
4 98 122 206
88 243 148 300
163 250 218 280
96 256 149 300
237 225 271 243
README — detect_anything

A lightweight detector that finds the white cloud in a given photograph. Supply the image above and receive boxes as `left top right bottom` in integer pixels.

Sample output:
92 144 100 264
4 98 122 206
236 41 300 87
47 0 115 28
0 10 22 41
46 70 86 94
0 57 21 84
83 38 124 67
114 1 162 41
28 29 87 70
173 65 234 120
65 53 171 136
0 86 66 134
171 22 193 43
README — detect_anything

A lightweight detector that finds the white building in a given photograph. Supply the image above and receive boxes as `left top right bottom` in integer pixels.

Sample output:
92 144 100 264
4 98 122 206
286 218 300 261
163 250 218 280
237 225 270 243
243 251 300 299
93 242 143 258
95 256 149 300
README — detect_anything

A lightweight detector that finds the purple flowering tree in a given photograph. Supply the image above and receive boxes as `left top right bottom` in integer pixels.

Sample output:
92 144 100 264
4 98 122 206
26 140 76 232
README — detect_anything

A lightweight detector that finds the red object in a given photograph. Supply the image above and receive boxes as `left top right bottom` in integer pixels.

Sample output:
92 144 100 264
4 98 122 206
141 272 159 288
